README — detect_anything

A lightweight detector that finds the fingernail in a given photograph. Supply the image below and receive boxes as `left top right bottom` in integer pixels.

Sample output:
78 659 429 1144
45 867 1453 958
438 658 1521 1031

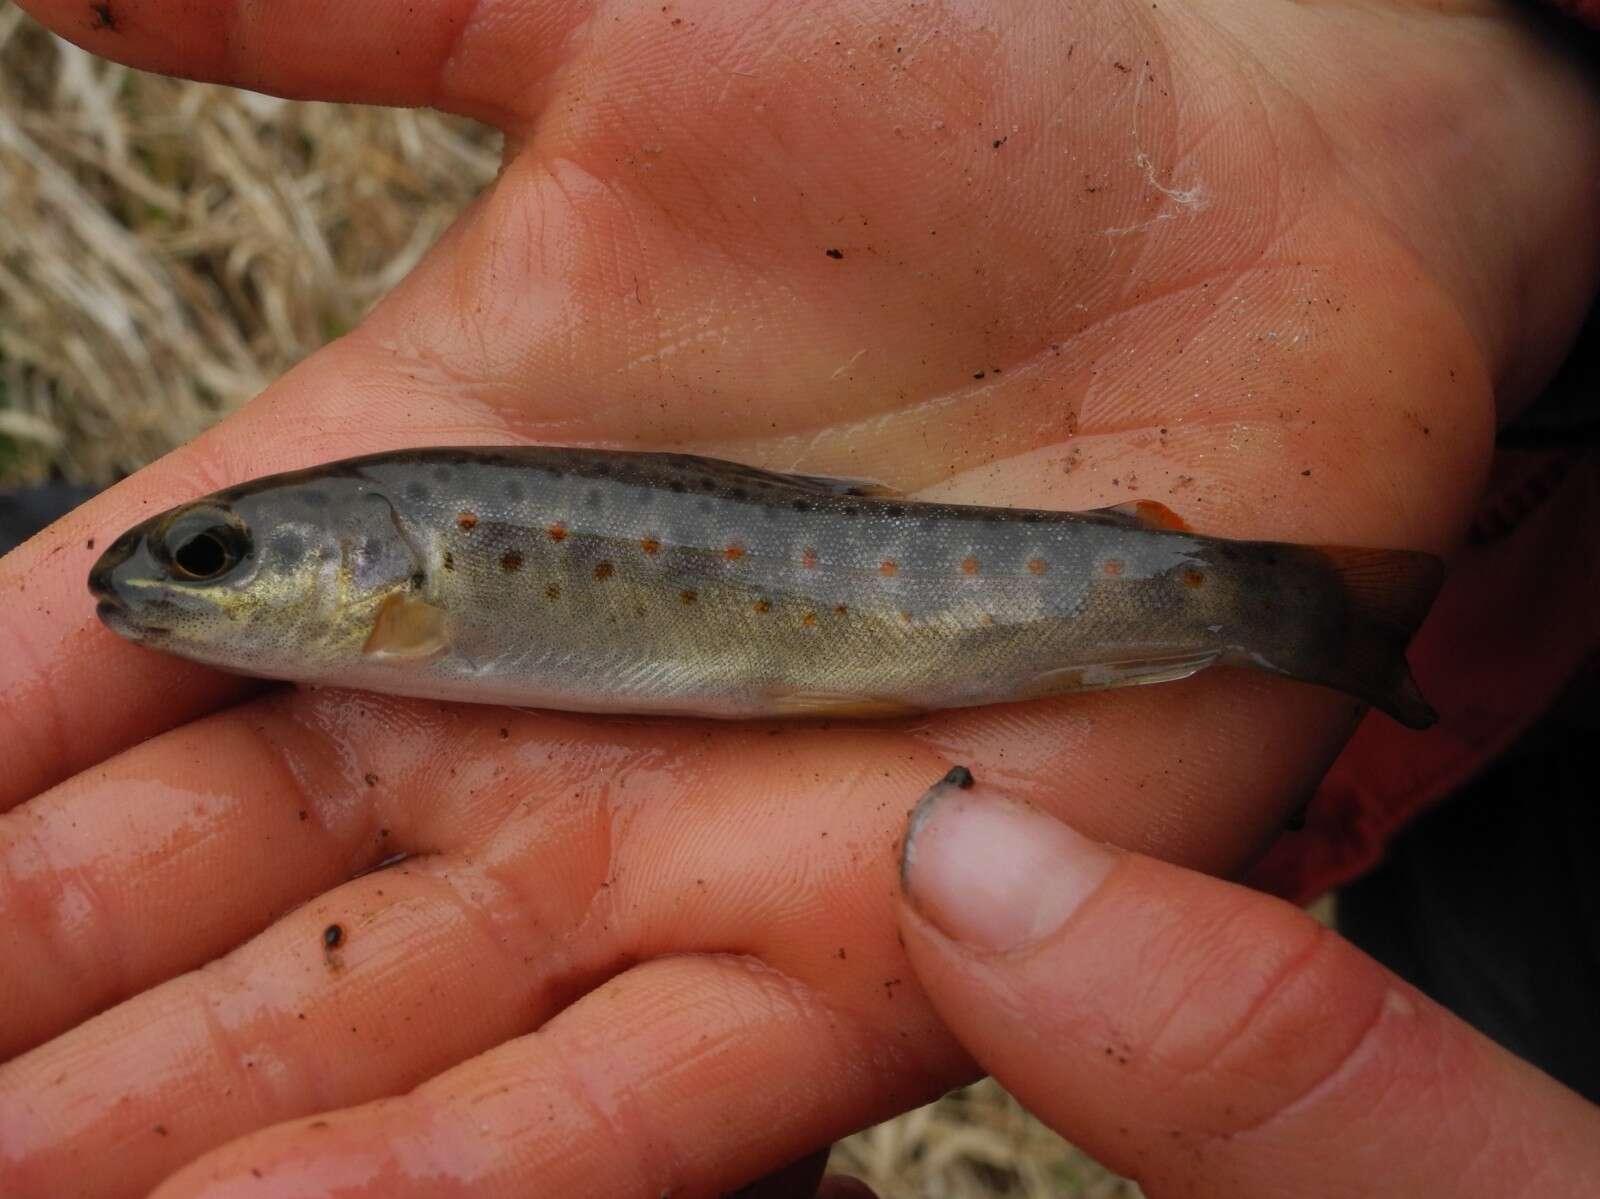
901 767 1118 952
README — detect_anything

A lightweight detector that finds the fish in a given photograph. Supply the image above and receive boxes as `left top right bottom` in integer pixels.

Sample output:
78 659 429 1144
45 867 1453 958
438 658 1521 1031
87 446 1446 727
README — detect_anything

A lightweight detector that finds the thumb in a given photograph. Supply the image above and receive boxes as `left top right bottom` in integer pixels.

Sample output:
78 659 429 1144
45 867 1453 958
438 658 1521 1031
896 769 1600 1199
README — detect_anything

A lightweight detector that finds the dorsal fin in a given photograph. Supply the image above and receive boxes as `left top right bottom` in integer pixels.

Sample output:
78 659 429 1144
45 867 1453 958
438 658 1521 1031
1084 499 1193 532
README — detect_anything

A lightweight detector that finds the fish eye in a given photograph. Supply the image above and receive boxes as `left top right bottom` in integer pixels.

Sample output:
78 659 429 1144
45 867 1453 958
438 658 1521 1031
159 508 251 582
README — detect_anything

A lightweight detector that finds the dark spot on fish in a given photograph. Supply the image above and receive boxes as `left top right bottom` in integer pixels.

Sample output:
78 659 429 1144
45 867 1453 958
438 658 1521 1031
885 505 905 518
792 499 813 513
504 481 525 503
1022 512 1045 523
403 483 431 505
680 589 698 604
594 463 611 477
961 555 980 575
697 499 715 515
586 488 603 507
1182 569 1206 588
842 506 859 517
275 533 305 566
729 488 748 501
753 599 771 614
500 550 523 572
300 489 330 508
802 612 818 626
409 571 425 589
442 551 454 571
323 924 344 949
724 544 745 561
669 480 686 493
547 524 566 542
545 583 561 599
699 477 716 490
880 559 899 577
364 772 378 786
834 604 848 616
826 247 844 259
432 466 453 484
640 536 661 555
457 511 478 531
1027 557 1048 575
1102 559 1124 577
594 561 614 580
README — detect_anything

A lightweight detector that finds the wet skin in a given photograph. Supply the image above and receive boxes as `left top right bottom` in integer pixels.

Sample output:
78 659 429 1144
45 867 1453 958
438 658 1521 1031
2 1 1600 1197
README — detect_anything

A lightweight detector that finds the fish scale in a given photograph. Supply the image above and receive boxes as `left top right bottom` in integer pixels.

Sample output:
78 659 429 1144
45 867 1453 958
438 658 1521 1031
88 446 1446 727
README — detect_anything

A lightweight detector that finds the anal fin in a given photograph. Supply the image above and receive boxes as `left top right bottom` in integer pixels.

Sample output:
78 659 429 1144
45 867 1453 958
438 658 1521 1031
1020 651 1221 699
764 691 924 719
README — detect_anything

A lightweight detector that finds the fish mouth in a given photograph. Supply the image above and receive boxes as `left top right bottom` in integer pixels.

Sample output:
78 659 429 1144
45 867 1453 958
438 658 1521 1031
94 596 170 641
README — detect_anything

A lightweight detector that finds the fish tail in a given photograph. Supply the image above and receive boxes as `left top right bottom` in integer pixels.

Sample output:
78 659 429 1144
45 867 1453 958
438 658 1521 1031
1309 545 1446 729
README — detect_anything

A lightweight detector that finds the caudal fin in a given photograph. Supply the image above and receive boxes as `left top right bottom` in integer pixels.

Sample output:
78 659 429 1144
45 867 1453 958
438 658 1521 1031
1313 545 1446 729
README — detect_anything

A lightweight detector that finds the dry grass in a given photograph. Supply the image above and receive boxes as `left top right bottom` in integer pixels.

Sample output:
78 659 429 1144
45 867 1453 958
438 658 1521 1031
0 9 500 483
0 12 1149 1193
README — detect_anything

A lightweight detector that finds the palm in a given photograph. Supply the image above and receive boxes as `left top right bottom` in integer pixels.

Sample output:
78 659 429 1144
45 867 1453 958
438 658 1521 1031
2 1 1596 1195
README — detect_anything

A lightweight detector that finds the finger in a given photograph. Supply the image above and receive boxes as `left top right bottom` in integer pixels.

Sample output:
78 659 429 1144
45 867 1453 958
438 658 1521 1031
147 954 961 1199
15 0 573 126
0 688 482 1058
897 773 1600 1198
0 708 964 1198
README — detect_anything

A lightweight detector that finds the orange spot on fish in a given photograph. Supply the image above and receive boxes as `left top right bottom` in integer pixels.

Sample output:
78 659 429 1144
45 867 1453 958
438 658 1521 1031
961 556 980 575
900 610 913 623
639 536 660 556
753 599 771 614
879 559 899 577
547 523 567 542
801 547 819 569
457 512 478 531
1027 557 1048 575
1182 569 1205 588
980 613 995 626
1102 559 1124 577
724 544 745 562
802 612 818 627
593 561 614 580
500 550 523 572
834 604 848 616
681 589 698 604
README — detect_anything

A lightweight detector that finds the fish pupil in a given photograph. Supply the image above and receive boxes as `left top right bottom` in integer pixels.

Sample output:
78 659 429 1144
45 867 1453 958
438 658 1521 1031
171 529 232 579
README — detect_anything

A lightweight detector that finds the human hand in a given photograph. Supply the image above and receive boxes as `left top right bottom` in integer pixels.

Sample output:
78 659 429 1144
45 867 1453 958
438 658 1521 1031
3 1 1597 1195
888 769 1600 1197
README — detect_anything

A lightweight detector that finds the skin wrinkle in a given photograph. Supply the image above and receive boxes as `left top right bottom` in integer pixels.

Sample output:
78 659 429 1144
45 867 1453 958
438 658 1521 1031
6 804 133 1015
1142 915 1334 1114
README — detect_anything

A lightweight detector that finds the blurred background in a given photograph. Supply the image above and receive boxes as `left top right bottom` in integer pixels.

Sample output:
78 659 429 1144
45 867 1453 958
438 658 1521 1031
0 11 1145 1195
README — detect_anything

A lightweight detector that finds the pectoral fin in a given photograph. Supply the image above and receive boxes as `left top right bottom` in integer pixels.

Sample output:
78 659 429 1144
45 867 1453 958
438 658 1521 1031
362 594 449 659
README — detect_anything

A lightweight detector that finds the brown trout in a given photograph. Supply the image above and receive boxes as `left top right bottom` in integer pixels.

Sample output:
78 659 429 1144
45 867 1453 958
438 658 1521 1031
88 447 1445 727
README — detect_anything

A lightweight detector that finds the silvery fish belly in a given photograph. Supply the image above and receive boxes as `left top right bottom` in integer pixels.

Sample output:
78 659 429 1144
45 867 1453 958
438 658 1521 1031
88 447 1446 727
